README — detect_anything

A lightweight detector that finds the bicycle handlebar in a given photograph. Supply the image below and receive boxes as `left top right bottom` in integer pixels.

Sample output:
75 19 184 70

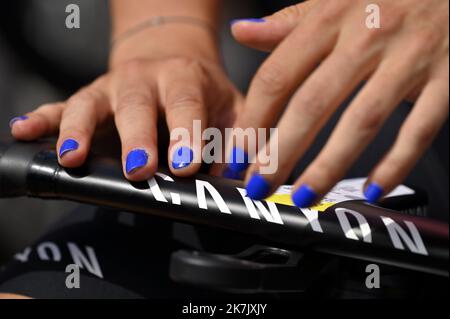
0 139 448 277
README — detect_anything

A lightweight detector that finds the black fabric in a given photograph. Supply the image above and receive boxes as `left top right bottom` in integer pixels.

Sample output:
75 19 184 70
0 206 220 299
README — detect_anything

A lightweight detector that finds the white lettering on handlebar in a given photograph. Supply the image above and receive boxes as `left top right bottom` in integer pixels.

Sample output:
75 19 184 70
147 174 428 256
381 217 428 256
336 208 372 243
196 180 232 214
237 188 283 225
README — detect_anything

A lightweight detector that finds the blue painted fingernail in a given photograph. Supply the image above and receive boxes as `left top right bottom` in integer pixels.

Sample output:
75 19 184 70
292 184 317 208
231 18 266 26
9 116 29 128
59 139 79 158
126 149 148 174
246 173 271 200
228 147 249 173
223 168 242 180
172 146 194 170
364 183 384 204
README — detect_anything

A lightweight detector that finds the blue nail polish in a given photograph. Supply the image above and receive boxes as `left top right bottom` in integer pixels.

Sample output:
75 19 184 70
246 173 271 200
126 149 149 174
223 168 242 180
59 139 79 158
364 183 384 204
9 116 29 128
231 18 266 26
292 184 317 208
228 147 249 173
172 146 194 170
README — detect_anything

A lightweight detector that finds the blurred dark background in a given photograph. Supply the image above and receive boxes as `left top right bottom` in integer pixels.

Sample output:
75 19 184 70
0 0 448 266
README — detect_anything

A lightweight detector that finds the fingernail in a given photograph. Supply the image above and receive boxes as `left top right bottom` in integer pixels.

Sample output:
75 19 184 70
223 168 241 180
59 139 79 158
172 146 194 170
364 183 384 204
9 116 29 128
292 184 317 208
246 173 271 200
228 147 249 173
231 18 266 26
126 149 149 174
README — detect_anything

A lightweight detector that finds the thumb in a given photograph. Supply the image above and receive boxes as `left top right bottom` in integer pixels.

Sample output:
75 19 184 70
231 1 318 52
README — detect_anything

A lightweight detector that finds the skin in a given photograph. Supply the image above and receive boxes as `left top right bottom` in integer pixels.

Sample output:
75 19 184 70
4 0 243 300
229 0 449 205
10 0 243 181
0 293 30 299
9 0 449 201
3 0 448 299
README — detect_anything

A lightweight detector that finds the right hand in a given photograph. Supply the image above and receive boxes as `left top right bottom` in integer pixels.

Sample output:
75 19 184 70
10 35 243 181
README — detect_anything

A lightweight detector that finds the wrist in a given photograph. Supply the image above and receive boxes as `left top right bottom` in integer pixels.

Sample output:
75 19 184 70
109 18 221 68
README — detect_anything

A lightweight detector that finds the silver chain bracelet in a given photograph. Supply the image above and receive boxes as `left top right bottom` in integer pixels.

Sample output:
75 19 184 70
110 16 216 50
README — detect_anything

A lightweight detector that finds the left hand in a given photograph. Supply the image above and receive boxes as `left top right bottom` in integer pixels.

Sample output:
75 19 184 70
227 0 449 207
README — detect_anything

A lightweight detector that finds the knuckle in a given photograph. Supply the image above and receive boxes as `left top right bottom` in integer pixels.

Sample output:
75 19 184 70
274 4 303 21
352 30 386 52
36 103 54 110
399 29 444 65
401 46 431 71
403 121 437 145
295 89 327 119
349 102 385 133
333 45 366 67
166 89 203 112
380 10 404 34
412 27 442 55
37 102 63 112
114 98 150 122
117 92 149 110
114 103 149 127
255 62 288 96
315 12 337 26
336 31 382 64
60 126 91 137
68 89 98 109
91 74 109 88
336 47 360 64
313 1 347 26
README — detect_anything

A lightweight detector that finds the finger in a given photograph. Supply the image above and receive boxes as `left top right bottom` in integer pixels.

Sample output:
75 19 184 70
243 45 376 200
57 84 110 168
365 77 449 203
231 1 318 52
227 5 341 176
291 51 426 207
209 92 245 179
10 103 65 141
158 59 207 177
113 71 158 181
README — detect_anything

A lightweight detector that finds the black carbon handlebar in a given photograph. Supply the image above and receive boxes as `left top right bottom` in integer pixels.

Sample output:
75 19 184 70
0 139 448 277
